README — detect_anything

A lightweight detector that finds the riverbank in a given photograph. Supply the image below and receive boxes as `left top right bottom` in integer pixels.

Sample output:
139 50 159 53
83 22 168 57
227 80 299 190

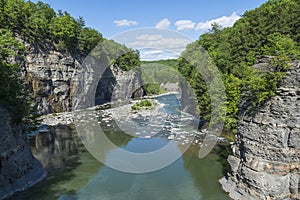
141 91 180 99
37 92 179 127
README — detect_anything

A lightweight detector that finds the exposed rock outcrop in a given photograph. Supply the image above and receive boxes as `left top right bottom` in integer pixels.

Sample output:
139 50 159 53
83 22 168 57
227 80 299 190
95 66 143 105
21 42 82 114
21 41 143 114
221 60 300 199
0 107 46 200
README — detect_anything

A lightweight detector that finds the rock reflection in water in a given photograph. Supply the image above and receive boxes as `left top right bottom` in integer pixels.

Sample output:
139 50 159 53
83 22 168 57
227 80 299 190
29 125 81 176
11 125 103 200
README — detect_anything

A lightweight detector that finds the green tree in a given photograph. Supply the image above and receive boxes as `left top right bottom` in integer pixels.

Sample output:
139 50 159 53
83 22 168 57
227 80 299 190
113 49 140 71
50 12 79 50
0 30 28 123
261 33 299 57
79 27 103 56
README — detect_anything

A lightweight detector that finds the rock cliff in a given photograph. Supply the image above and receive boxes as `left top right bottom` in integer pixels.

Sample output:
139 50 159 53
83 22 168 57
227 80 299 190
21 42 82 114
0 107 46 200
95 66 143 105
221 60 300 199
21 41 142 114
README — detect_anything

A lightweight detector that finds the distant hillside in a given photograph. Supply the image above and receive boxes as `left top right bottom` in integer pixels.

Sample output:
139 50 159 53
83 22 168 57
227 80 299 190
140 59 181 95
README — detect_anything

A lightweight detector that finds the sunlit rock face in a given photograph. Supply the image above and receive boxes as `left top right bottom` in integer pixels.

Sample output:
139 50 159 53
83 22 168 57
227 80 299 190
221 60 300 200
18 41 142 114
0 107 46 200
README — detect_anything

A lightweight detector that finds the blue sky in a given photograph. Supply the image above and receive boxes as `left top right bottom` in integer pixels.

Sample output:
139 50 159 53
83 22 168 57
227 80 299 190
31 0 267 60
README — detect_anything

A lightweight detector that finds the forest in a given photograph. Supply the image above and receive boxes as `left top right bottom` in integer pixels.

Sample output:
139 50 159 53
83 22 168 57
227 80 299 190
178 0 300 134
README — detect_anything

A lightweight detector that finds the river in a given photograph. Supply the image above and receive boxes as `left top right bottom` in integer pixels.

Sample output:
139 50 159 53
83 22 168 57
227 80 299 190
11 94 231 200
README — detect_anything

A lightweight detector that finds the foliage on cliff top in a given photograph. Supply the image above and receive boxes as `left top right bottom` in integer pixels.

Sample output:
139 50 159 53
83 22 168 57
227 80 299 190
178 0 300 130
0 0 140 68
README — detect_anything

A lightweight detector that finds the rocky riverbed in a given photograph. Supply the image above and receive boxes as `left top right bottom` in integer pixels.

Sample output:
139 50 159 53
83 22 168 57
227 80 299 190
33 97 229 148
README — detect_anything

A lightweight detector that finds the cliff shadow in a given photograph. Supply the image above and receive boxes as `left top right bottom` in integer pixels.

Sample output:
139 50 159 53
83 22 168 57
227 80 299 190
95 67 117 105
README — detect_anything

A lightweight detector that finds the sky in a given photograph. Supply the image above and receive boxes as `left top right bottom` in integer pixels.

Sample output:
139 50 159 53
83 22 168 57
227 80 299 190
31 0 267 60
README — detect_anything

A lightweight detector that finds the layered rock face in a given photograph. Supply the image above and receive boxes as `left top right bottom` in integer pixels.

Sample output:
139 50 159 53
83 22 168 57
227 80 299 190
95 67 143 105
221 61 300 199
22 42 142 114
22 43 82 114
0 107 45 200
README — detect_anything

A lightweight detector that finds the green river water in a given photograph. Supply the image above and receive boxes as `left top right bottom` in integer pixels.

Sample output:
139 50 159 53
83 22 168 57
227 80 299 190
11 94 231 200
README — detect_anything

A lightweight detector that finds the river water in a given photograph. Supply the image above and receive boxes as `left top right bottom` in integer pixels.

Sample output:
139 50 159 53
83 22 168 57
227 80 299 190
11 94 231 200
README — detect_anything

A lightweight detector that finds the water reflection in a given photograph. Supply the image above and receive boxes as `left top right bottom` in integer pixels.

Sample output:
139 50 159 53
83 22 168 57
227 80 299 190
11 125 102 200
11 125 230 200
30 125 81 176
182 145 231 200
61 141 230 200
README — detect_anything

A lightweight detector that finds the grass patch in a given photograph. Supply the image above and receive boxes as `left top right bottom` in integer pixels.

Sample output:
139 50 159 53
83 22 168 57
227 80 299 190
131 99 154 110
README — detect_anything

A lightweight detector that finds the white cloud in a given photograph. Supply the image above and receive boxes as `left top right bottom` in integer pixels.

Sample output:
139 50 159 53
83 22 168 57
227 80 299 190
136 34 163 41
129 34 190 53
142 50 163 56
111 28 193 61
175 20 195 31
128 34 191 60
140 49 178 61
155 18 171 29
113 19 138 27
195 12 241 32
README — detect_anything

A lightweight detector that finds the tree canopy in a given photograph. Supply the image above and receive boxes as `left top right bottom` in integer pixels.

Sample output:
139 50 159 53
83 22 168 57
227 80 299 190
0 0 104 55
178 0 300 131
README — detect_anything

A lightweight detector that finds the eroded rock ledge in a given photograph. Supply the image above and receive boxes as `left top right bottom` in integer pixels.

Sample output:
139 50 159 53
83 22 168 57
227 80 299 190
221 61 300 200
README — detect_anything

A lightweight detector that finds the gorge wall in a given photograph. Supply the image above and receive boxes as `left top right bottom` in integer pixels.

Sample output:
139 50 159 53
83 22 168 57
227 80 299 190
21 41 142 114
22 42 82 114
0 107 46 200
221 60 300 199
95 65 143 105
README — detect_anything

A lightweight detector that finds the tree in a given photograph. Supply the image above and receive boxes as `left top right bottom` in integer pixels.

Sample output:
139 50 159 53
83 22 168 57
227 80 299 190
0 30 29 123
261 33 299 58
50 13 79 50
79 27 103 56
